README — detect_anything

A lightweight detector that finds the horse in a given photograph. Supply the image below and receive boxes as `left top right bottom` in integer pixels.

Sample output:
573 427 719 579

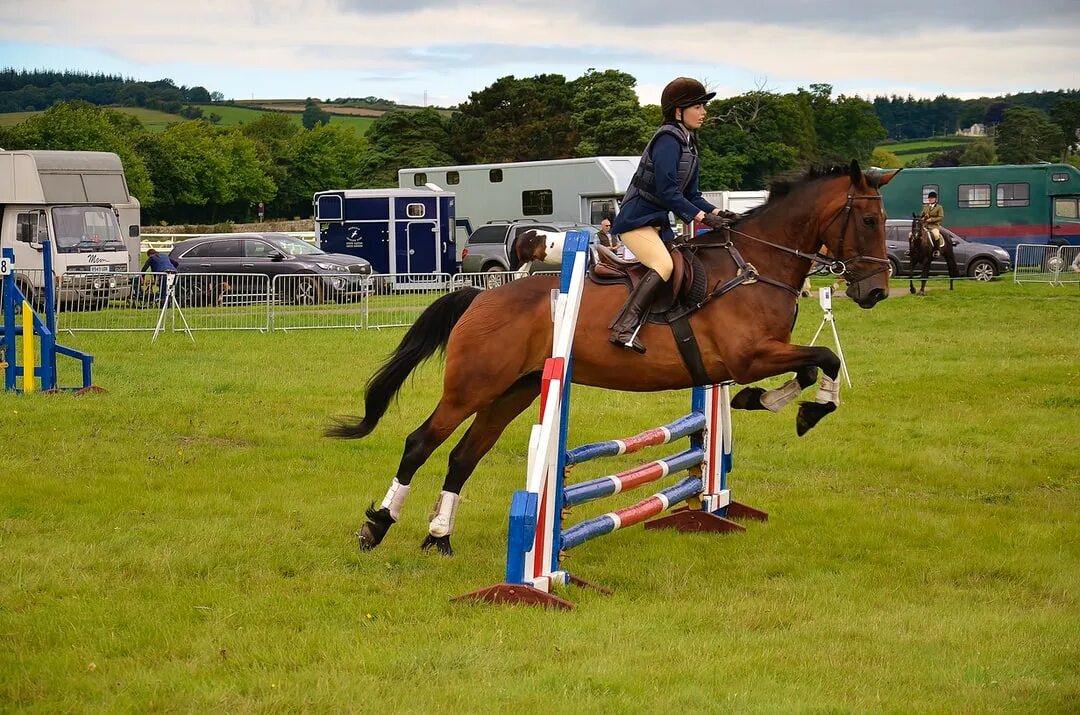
511 229 563 273
329 161 898 556
908 213 959 295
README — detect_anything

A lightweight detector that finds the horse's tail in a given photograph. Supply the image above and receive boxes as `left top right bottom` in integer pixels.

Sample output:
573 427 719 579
326 287 483 439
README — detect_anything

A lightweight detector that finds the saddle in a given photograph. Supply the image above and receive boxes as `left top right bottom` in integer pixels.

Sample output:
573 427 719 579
589 244 708 324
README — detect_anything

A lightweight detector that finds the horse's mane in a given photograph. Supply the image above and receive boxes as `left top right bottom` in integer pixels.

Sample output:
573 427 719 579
735 165 854 224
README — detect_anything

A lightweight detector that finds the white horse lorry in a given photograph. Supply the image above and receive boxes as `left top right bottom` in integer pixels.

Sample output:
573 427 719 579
0 150 141 306
399 157 771 255
399 157 639 253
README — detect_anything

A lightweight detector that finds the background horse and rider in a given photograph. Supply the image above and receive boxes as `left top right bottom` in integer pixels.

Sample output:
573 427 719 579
908 213 960 294
329 161 898 555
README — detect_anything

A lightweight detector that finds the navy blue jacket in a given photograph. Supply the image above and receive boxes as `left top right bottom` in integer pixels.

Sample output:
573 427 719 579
613 127 716 242
142 253 178 273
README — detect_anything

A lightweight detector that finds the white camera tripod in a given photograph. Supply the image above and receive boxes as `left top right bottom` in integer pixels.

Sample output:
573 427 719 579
808 286 851 387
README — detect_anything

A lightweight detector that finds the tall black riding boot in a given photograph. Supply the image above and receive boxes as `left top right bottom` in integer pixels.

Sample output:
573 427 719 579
608 269 665 354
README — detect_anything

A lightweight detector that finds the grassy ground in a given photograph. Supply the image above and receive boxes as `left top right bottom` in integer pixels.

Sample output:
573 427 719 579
2 280 1078 711
195 105 375 134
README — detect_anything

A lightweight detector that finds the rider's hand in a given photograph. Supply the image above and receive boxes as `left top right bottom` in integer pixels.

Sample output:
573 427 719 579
701 213 730 230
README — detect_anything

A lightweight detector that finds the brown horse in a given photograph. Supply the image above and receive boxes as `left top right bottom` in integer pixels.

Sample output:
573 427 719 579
329 161 898 555
908 213 959 294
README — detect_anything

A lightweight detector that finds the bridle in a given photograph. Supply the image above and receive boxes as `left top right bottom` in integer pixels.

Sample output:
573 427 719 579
678 184 892 301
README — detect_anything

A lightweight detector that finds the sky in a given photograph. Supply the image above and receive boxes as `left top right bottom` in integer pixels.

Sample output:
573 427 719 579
1 0 1079 108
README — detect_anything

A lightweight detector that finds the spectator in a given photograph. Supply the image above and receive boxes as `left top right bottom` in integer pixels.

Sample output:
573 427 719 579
596 218 619 250
141 248 178 305
257 201 266 223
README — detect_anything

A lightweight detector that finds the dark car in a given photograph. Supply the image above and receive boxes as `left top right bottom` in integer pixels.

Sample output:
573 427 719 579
884 220 1012 281
169 233 372 304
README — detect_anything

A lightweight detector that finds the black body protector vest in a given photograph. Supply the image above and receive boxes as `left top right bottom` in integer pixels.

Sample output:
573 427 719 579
622 123 699 210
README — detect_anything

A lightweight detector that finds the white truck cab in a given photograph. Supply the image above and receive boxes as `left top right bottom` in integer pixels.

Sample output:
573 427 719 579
0 150 136 306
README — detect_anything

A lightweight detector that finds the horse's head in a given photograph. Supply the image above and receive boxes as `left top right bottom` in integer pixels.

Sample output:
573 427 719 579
510 230 565 271
819 160 900 309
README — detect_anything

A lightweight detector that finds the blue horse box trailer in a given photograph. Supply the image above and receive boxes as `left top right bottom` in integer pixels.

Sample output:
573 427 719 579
313 189 457 278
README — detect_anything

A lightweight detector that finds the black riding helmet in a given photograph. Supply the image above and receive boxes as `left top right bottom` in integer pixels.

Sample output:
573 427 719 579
661 77 716 121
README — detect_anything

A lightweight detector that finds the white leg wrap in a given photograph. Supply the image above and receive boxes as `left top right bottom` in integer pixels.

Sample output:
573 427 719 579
428 491 460 538
814 374 840 406
761 378 802 412
379 479 410 521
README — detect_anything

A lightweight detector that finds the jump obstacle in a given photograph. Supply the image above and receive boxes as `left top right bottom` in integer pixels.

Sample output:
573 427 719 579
455 231 766 610
1 241 99 394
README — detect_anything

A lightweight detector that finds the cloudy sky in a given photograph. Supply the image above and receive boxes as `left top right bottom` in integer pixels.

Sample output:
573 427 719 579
1 0 1078 107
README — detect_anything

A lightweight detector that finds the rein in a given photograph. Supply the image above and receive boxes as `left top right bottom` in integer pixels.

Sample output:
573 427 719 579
673 187 891 309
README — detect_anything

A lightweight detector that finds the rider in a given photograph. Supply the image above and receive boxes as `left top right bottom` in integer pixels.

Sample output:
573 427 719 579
609 77 731 353
920 190 945 253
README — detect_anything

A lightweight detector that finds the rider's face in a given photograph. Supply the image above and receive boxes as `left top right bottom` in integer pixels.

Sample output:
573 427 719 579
680 104 707 129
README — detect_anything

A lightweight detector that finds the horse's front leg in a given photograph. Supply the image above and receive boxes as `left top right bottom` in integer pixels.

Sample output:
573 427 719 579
731 365 818 412
727 342 842 436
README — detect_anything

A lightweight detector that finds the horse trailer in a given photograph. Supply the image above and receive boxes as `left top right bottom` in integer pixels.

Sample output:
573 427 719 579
880 163 1080 256
313 188 457 280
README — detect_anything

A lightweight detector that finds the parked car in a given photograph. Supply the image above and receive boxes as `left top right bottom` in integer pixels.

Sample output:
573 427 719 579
884 220 1012 281
169 233 372 305
460 220 598 278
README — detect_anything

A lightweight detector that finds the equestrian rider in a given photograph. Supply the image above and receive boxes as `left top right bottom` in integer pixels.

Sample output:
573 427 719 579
609 77 731 353
920 190 945 251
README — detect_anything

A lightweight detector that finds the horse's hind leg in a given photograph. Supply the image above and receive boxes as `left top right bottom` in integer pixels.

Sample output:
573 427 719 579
358 399 474 551
421 373 541 556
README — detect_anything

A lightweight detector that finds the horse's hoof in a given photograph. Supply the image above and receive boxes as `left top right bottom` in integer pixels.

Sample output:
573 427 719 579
357 523 380 551
909 286 916 295
796 401 837 436
731 387 766 410
356 504 395 552
421 534 454 556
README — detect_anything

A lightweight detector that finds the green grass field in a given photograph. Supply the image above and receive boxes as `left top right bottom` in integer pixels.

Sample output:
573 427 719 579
877 136 978 166
3 280 1079 711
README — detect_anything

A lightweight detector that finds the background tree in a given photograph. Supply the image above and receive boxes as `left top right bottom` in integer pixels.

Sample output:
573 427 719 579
1050 98 1080 160
870 147 903 168
301 98 331 130
568 69 651 156
447 74 577 163
994 107 1064 163
277 124 365 218
959 139 997 166
241 113 302 212
3 101 155 206
698 91 816 189
136 121 273 222
353 109 453 188
801 84 885 164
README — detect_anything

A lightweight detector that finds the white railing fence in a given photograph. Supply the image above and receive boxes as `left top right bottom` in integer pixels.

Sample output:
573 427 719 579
1014 244 1080 286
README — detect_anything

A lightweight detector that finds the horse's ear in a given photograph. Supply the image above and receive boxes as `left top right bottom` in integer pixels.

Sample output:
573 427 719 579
849 159 862 186
868 168 901 188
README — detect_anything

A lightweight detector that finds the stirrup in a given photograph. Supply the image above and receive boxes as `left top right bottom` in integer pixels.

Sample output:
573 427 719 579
609 322 646 354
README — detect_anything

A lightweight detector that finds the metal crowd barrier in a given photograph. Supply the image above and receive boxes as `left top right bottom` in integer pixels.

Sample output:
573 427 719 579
364 273 452 330
1014 244 1080 286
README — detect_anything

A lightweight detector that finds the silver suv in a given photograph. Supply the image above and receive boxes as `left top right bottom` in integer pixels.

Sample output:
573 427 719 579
460 220 597 276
